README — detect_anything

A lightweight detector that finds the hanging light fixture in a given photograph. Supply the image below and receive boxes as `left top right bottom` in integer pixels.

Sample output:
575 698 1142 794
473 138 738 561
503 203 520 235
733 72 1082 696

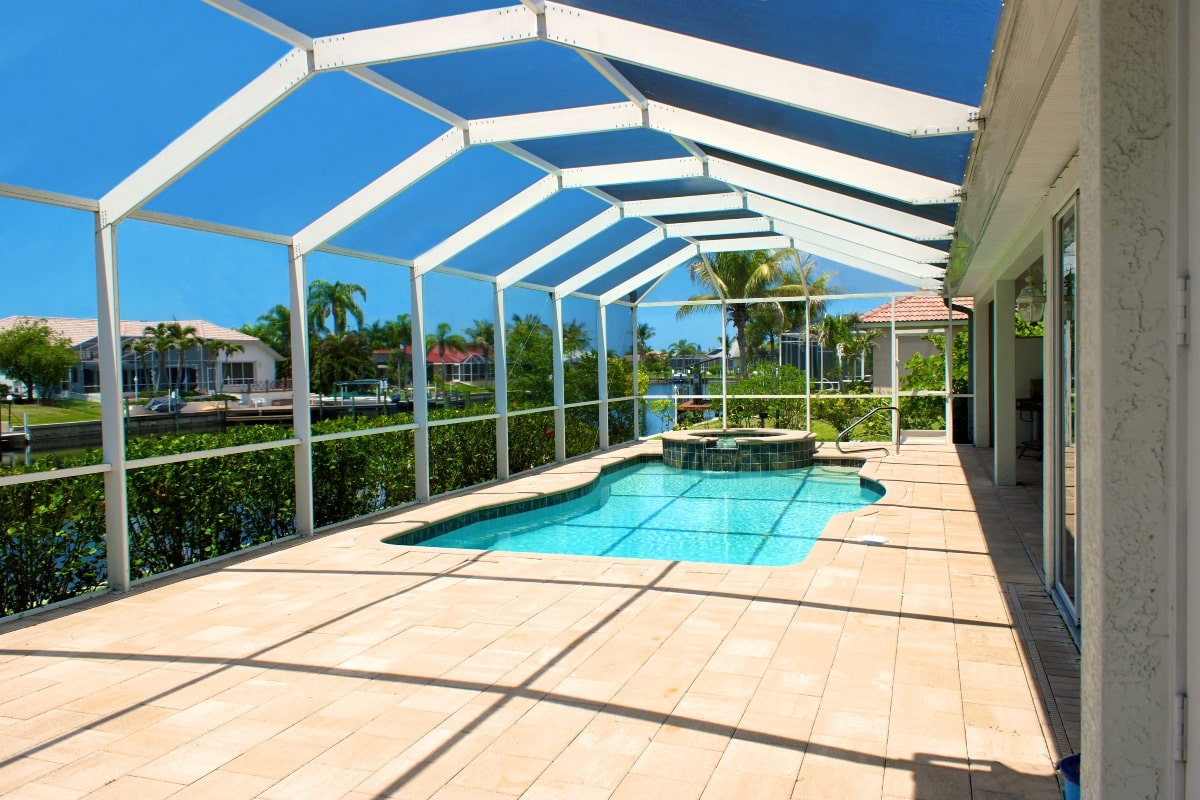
1016 269 1047 323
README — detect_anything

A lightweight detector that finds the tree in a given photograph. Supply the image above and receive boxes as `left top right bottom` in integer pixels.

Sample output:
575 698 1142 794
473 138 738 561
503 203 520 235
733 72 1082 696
561 320 591 354
310 333 374 393
383 313 412 388
635 322 655 355
425 322 467 386
463 319 495 355
777 256 839 332
676 249 800 377
667 339 701 358
814 313 857 390
240 304 291 379
308 280 367 337
124 337 153 398
205 339 245 391
0 319 78 400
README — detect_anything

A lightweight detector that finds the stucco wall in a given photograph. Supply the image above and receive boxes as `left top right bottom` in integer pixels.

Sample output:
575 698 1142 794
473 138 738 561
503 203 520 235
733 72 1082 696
1080 0 1177 795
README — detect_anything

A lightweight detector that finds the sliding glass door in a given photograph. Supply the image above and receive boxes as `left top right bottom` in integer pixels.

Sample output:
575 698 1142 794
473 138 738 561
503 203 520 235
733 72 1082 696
1054 197 1079 622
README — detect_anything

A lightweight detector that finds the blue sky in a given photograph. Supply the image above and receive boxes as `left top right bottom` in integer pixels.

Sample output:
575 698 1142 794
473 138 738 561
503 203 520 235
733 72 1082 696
1 1 929 354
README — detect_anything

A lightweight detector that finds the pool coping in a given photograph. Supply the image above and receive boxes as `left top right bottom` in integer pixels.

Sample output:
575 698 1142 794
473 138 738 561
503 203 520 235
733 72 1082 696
362 440 899 567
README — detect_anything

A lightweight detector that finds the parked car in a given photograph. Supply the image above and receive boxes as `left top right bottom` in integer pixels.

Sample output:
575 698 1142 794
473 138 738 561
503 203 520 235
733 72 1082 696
145 396 186 413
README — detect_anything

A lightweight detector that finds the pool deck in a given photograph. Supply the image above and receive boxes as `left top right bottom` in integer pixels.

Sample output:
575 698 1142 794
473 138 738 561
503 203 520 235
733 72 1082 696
0 440 1075 799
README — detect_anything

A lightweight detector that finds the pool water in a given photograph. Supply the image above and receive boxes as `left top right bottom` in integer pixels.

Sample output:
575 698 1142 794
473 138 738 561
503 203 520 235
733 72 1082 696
416 462 882 566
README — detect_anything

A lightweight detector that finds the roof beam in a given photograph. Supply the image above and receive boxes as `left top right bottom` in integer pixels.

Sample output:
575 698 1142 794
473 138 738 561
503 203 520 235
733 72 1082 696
620 192 745 217
746 193 949 264
664 217 771 239
646 103 961 204
707 158 954 241
99 48 311 226
561 157 705 188
698 235 792 253
773 220 944 283
555 228 665 298
496 207 622 289
413 174 561 275
541 2 976 137
599 244 698 304
782 236 942 289
293 128 467 255
467 103 642 144
312 6 538 71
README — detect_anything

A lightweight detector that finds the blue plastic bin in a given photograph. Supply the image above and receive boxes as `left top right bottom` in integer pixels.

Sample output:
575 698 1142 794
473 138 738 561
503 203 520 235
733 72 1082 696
1058 754 1080 800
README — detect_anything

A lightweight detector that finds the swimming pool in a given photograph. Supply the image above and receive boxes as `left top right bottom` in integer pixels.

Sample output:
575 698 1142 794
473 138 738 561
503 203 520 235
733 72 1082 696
392 461 883 566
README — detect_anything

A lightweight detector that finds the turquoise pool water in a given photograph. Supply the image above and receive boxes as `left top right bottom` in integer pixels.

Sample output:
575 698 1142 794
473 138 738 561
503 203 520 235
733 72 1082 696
414 462 882 567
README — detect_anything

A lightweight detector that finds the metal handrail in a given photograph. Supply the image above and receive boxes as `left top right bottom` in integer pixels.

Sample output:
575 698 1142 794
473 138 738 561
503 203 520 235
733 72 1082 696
835 405 900 457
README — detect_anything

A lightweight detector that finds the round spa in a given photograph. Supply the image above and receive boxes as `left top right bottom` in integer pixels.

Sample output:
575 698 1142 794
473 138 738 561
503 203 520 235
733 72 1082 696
660 428 817 471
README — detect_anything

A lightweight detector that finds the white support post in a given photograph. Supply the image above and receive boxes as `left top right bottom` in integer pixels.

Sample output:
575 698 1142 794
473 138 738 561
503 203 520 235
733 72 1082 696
891 298 899 443
631 305 640 440
287 246 315 536
551 296 567 461
720 304 729 427
973 295 992 448
411 272 430 501
945 300 954 443
94 219 129 592
597 302 609 449
993 280 1017 485
804 301 811 430
494 287 510 479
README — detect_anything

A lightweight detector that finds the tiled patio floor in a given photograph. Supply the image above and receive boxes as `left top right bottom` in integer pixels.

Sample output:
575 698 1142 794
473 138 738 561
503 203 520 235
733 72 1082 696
0 441 1073 799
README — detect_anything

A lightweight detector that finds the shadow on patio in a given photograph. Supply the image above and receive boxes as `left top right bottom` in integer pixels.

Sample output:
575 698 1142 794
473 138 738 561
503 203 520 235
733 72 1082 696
0 443 1072 799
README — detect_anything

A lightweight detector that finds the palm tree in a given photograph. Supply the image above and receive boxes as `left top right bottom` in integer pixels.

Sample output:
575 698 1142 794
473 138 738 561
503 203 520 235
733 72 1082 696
840 327 881 386
676 249 797 377
426 322 467 386
384 313 412 389
124 337 152 398
205 339 245 392
635 322 655 356
141 323 174 395
308 280 367 337
815 313 858 390
561 320 591 355
463 319 495 385
777 255 839 332
311 333 374 394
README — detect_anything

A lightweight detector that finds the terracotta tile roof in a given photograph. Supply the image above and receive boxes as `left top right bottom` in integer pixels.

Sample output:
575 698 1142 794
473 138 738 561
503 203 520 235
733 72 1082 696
858 296 973 324
0 316 262 346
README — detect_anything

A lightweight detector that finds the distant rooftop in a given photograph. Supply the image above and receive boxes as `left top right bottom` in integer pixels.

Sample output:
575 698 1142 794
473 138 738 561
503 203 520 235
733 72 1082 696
858 296 973 324
0 316 262 346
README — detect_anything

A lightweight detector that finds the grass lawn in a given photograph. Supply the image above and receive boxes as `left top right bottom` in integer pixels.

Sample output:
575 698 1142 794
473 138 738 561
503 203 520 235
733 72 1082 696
6 399 103 426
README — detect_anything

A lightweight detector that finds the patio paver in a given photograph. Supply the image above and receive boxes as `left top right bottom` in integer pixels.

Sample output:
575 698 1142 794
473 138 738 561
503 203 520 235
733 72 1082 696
0 440 1071 798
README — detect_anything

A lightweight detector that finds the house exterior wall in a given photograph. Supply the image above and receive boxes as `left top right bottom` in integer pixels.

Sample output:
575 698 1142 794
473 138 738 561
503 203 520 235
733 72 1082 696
1079 0 1182 794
